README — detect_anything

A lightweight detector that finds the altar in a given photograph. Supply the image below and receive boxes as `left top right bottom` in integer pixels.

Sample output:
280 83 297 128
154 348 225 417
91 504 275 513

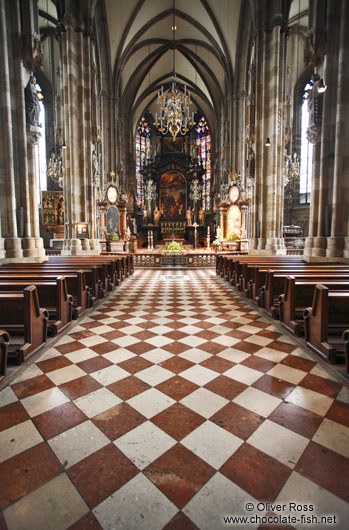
217 173 249 252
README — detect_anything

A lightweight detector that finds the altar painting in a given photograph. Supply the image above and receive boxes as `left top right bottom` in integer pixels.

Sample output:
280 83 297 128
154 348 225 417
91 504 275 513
227 204 241 236
159 172 186 219
106 205 119 234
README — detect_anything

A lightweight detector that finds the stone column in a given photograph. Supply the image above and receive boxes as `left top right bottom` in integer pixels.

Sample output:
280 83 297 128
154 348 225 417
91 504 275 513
219 205 227 240
249 24 286 255
118 204 128 240
327 0 349 259
26 126 45 258
305 0 349 262
0 0 22 260
60 16 100 255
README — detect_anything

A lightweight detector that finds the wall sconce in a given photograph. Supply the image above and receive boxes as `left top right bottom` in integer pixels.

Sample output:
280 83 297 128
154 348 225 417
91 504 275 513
317 78 327 93
265 138 271 147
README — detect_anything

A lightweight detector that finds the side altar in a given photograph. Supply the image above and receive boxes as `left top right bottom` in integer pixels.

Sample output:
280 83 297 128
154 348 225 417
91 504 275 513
218 173 249 252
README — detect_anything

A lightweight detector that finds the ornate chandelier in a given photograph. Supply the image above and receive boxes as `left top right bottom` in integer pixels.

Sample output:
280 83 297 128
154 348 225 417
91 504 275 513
154 0 195 140
284 152 300 186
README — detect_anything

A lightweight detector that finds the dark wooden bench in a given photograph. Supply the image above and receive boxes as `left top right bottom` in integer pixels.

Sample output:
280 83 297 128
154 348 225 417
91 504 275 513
4 264 102 304
0 277 72 336
0 270 88 318
0 330 9 381
304 286 349 364
279 276 349 336
263 270 349 318
0 286 48 364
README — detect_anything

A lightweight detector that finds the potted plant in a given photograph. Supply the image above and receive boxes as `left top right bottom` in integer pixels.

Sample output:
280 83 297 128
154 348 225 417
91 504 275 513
107 232 124 252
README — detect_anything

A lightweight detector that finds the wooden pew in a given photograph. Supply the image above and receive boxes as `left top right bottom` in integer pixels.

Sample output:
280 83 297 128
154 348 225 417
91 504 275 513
343 330 349 375
250 264 349 303
279 276 349 336
48 257 115 292
263 270 349 318
0 277 72 336
0 330 9 381
304 285 349 364
0 270 88 318
3 264 102 304
0 286 48 364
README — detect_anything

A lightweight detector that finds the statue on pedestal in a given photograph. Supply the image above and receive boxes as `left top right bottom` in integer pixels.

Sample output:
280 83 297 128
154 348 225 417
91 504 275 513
143 207 148 225
25 76 41 126
153 206 161 226
198 207 205 226
186 207 193 226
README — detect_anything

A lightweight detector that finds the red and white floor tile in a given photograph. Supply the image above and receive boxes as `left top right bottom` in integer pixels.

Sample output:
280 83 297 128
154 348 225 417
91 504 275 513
0 269 348 529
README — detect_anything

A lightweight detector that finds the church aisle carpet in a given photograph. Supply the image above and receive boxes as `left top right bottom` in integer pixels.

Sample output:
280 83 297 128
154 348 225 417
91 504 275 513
0 269 348 530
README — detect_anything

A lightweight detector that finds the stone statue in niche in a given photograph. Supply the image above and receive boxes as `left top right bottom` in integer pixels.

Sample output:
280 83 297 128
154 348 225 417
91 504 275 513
25 76 40 126
306 75 323 144
184 136 190 154
92 150 100 186
146 142 153 160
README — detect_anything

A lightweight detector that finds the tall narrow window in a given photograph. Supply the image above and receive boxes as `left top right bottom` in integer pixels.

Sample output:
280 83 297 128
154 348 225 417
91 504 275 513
196 117 211 210
36 83 46 203
135 117 150 207
300 83 313 204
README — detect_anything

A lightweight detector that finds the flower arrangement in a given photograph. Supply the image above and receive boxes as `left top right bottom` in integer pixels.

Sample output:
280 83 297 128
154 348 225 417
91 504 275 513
212 239 220 248
166 241 183 252
107 231 119 241
226 231 239 241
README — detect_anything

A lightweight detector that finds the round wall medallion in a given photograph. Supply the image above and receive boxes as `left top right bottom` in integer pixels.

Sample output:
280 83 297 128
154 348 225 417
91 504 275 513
107 185 118 204
229 185 239 203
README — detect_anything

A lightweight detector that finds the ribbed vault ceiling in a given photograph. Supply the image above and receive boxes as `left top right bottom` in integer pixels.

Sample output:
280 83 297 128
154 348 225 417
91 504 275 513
105 0 242 135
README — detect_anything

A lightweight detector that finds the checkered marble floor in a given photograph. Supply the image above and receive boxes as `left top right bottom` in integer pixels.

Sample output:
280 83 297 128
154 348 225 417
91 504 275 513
0 269 348 530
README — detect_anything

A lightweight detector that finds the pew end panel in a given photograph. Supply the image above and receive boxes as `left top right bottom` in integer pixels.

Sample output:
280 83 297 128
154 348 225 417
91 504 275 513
343 330 349 375
0 287 49 364
0 330 10 380
304 285 349 365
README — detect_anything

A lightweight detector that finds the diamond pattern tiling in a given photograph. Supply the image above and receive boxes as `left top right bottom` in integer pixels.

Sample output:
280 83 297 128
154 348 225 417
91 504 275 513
0 268 348 529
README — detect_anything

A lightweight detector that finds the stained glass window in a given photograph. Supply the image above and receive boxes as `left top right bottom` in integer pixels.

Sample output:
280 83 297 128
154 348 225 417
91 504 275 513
196 117 211 210
135 117 150 206
300 83 313 204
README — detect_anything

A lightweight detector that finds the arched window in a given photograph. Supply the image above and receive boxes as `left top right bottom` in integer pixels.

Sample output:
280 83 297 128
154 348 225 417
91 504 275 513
300 82 313 203
36 83 46 202
135 117 150 207
196 117 211 210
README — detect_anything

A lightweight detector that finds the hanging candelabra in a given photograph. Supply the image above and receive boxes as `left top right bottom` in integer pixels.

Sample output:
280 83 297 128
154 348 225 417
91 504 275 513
284 152 300 187
153 0 195 140
189 178 202 224
144 179 157 222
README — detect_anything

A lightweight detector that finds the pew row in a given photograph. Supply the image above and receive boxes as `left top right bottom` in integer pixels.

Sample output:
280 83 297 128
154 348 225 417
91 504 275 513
0 286 48 364
263 270 349 318
279 276 349 336
0 271 88 318
304 286 349 365
0 277 72 336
